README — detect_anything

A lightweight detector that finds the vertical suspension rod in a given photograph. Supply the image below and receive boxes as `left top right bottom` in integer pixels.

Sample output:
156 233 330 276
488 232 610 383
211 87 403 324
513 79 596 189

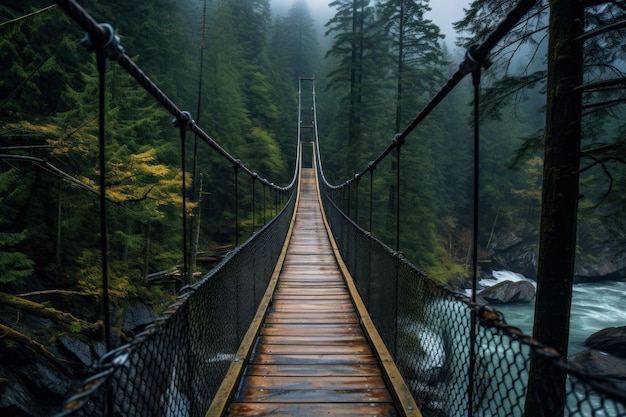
96 48 112 355
180 121 190 286
467 46 482 417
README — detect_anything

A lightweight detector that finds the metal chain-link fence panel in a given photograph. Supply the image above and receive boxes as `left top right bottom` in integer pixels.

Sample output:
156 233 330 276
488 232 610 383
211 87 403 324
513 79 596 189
319 181 626 417
54 192 296 417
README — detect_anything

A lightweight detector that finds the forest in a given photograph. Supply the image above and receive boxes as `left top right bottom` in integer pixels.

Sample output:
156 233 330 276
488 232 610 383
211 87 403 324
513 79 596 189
0 0 625 415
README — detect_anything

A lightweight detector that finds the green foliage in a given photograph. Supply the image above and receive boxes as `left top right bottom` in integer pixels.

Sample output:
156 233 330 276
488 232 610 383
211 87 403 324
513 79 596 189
0 235 35 287
0 168 35 287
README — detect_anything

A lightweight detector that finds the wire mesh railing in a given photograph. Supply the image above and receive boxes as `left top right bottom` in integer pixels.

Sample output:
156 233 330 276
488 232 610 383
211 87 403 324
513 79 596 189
54 190 297 417
317 177 626 417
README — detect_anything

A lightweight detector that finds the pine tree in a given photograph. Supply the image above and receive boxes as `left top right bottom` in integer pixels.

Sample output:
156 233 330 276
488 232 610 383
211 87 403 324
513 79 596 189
325 0 373 148
283 0 321 79
377 0 444 132
0 169 35 288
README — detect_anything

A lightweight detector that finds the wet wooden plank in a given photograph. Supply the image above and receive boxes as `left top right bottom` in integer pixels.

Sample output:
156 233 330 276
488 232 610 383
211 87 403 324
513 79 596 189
274 285 350 292
251 353 378 365
234 387 393 403
272 293 350 300
271 299 353 307
260 324 362 336
259 335 366 345
228 402 397 416
256 343 372 355
265 314 359 325
241 375 388 390
245 364 383 377
276 278 346 284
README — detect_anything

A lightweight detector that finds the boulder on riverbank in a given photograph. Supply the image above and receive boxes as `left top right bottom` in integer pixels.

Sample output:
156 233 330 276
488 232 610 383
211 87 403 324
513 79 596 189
488 221 626 284
477 280 536 304
585 326 626 359
568 349 626 394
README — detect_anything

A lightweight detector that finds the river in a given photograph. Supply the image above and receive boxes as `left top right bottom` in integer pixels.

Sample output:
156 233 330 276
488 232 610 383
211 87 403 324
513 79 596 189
474 270 626 355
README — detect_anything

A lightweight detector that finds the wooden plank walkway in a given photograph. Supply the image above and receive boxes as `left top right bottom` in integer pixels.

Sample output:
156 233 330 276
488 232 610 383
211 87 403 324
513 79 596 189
207 168 420 417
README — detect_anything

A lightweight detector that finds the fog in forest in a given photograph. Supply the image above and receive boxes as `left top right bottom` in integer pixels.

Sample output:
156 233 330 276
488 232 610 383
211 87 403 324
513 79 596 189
270 0 471 41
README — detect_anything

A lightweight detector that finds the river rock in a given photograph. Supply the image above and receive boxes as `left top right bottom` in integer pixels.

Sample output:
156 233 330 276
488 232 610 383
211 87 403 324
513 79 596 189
568 349 626 393
59 335 94 368
574 251 626 283
477 280 535 304
445 273 473 294
489 224 538 279
585 326 626 359
487 215 626 284
0 373 34 417
122 301 158 331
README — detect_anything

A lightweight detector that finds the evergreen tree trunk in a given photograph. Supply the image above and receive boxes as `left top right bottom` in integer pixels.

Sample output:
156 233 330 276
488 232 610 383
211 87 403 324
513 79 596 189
524 1 584 416
355 1 364 146
56 182 62 267
349 0 359 146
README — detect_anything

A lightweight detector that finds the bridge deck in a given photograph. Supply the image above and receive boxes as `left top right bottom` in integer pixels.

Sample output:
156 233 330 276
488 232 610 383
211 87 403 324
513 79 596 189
209 168 418 416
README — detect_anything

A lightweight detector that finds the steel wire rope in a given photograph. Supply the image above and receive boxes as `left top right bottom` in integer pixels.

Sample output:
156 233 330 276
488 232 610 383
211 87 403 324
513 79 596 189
175 112 193 286
91 42 116 417
0 154 98 195
92 47 112 356
467 45 484 417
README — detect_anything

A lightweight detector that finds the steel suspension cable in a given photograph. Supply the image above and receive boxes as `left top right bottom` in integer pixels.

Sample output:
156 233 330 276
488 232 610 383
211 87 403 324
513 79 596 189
94 43 115 417
369 167 374 231
467 47 483 417
234 162 240 246
175 112 193 286
192 0 208 203
252 175 257 233
94 47 112 355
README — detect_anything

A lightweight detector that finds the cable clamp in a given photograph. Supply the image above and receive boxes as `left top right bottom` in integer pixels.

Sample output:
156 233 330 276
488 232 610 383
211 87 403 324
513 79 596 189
173 111 194 130
460 45 492 76
81 23 125 61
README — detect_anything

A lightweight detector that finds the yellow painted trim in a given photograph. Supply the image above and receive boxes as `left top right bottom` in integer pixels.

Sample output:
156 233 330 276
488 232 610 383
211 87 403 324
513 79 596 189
205 145 303 417
311 150 423 417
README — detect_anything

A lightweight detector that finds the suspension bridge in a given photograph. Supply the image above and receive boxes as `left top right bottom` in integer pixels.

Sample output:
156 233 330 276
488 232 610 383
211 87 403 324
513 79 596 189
3 0 624 416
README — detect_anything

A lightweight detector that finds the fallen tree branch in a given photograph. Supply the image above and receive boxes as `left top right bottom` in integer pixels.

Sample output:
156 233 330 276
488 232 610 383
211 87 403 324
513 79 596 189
0 292 101 335
16 289 94 298
0 323 64 368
